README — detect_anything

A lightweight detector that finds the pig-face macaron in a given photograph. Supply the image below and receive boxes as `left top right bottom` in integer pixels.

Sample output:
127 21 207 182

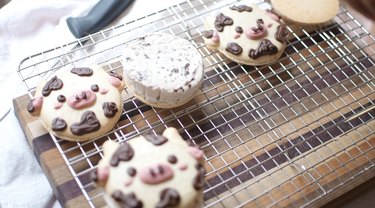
92 127 206 208
27 65 124 141
203 3 288 65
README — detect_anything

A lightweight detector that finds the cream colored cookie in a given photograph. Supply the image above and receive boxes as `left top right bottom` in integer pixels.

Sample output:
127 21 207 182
27 65 124 141
203 2 288 65
271 0 339 25
122 33 204 108
92 127 205 208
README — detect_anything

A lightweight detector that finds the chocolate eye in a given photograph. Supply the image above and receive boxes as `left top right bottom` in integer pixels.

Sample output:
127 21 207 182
235 26 243 33
91 84 99 92
57 95 66 102
167 155 177 164
127 167 137 177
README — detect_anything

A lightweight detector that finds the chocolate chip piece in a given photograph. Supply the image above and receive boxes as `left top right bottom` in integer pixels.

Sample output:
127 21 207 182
167 155 178 164
173 86 185 92
184 65 191 76
203 30 214 38
108 71 123 81
171 68 179 74
135 71 144 81
193 163 206 190
225 42 242 55
110 142 134 167
52 117 67 131
156 188 180 208
214 13 233 32
102 102 118 118
57 95 66 103
275 24 288 43
70 111 100 135
229 5 253 12
127 167 137 177
91 84 99 92
143 134 168 146
42 76 63 96
248 39 278 59
71 67 93 76
235 26 243 33
112 191 143 208
184 63 190 70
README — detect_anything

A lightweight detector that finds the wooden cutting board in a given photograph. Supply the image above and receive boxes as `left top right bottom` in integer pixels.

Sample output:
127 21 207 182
13 84 375 208
13 57 375 208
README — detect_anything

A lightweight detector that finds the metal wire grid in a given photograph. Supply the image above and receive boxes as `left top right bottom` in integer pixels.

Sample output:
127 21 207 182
17 0 374 207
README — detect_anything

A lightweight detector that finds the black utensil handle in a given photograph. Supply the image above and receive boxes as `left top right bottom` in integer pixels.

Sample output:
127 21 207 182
67 0 134 38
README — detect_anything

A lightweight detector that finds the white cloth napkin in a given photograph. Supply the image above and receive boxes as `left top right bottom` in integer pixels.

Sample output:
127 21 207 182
0 0 185 207
0 0 98 207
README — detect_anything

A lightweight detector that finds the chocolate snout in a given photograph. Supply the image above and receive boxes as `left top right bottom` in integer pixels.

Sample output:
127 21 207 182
139 163 174 185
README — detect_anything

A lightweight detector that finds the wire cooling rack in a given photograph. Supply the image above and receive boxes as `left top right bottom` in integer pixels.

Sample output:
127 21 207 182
18 0 374 207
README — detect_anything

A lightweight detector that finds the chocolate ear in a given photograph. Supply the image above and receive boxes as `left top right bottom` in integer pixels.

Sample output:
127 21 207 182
27 96 44 116
214 13 233 32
